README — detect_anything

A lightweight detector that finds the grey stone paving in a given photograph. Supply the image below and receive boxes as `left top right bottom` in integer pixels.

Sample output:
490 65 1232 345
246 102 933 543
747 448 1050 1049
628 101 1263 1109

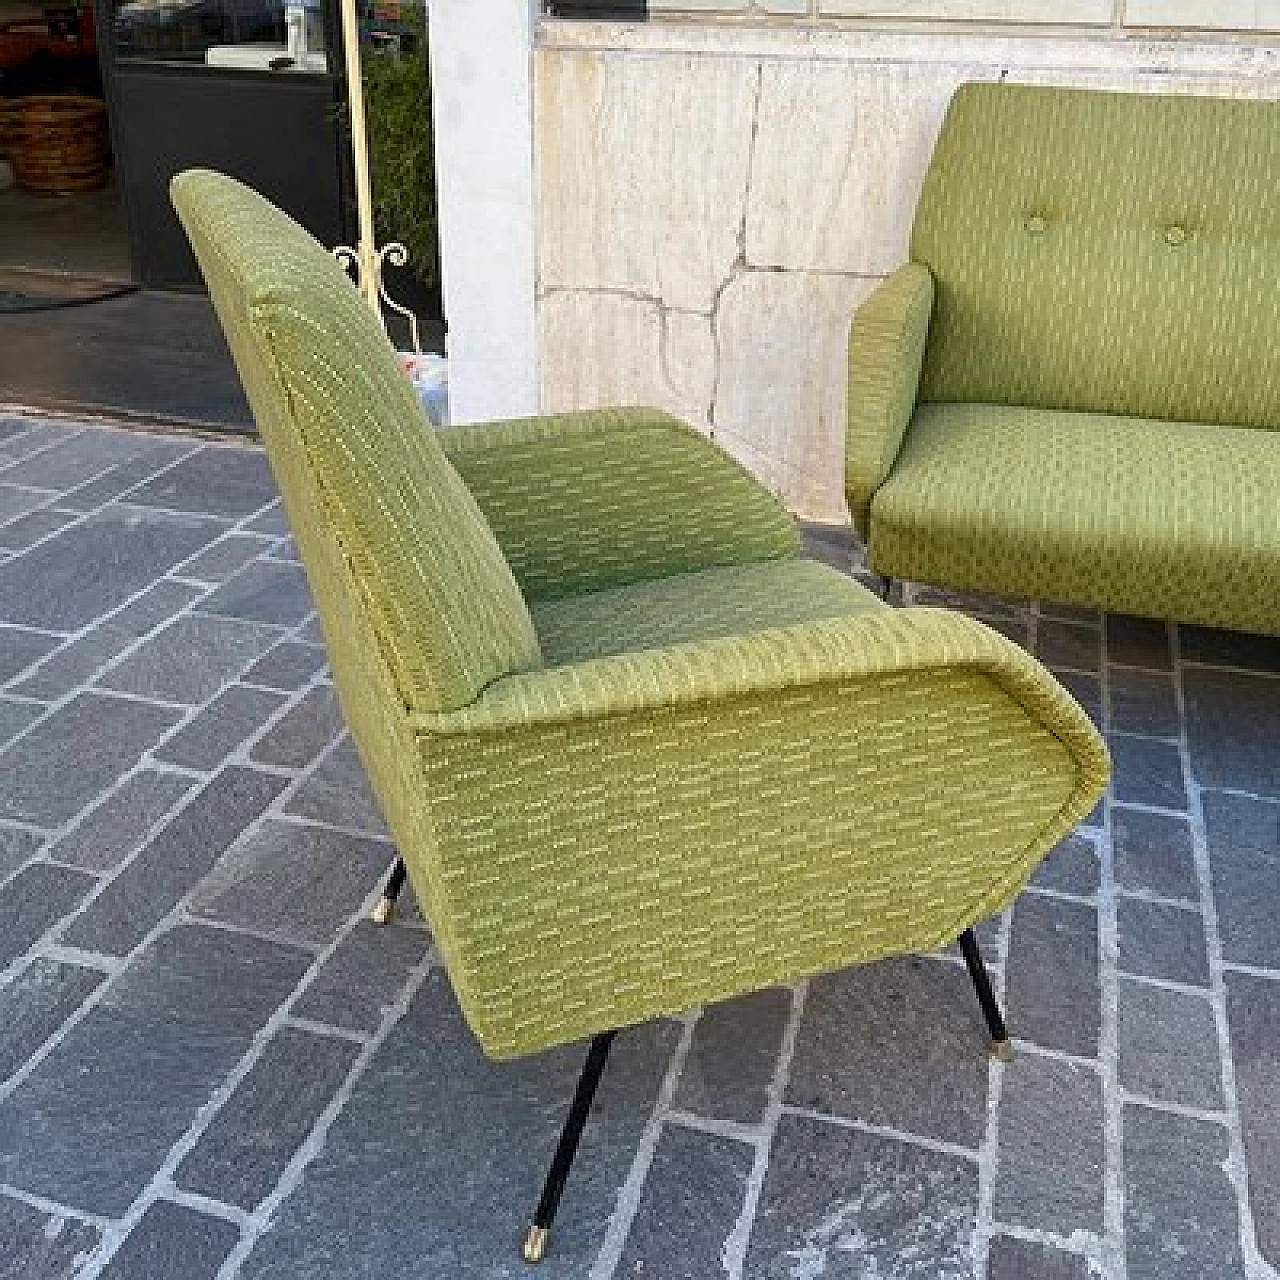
0 412 1277 1278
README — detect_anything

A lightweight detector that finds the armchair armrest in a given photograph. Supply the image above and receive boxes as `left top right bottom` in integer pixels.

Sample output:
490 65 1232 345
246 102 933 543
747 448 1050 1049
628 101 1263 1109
846 264 935 539
414 605 1109 1058
420 605 1107 836
438 407 800 602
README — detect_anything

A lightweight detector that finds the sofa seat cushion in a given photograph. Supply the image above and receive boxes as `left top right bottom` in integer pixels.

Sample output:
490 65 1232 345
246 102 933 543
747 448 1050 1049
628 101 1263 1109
532 559 882 667
870 402 1280 636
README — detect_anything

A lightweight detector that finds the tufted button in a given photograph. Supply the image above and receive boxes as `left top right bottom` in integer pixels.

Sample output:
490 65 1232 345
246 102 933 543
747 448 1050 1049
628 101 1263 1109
1025 213 1048 235
1164 223 1189 247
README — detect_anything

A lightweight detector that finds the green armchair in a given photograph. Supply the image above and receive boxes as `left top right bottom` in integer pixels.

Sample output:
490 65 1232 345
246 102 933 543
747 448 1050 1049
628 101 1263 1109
848 82 1280 635
172 169 1108 1263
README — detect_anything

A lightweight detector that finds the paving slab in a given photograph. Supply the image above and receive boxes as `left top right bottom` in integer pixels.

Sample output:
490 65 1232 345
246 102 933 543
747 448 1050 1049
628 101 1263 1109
987 1236 1095 1279
1036 619 1102 673
57 439 195 512
1030 833 1100 897
674 986 791 1126
0 483 53 525
1054 668 1102 727
0 427 158 492
743 1111 977 1279
0 625 60 684
126 446 277 519
176 1026 359 1210
0 697 39 749
1110 669 1180 738
0 862 98 970
1116 897 1210 987
47 769 196 873
250 686 344 771
282 738 386 836
0 923 310 1215
97 1200 241 1280
1184 666 1280 801
242 641 329 693
1225 972 1280 1270
0 693 179 827
0 1194 101 1280
1107 735 1188 812
154 685 286 771
786 957 990 1149
1205 790 1280 970
0 826 41 883
615 1124 754 1280
64 766 288 956
1123 1105 1244 1280
1106 615 1172 670
189 818 391 946
1179 625 1280 674
197 561 313 627
98 614 283 705
1006 893 1100 1058
12 581 205 702
176 533 277 583
1118 978 1223 1110
1112 806 1198 901
993 1050 1104 1237
0 507 79 550
291 919 430 1035
0 957 104 1084
0 506 222 631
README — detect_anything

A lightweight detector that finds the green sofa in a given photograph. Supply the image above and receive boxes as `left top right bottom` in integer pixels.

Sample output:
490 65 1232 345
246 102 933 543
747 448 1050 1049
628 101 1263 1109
847 82 1280 635
172 169 1107 1260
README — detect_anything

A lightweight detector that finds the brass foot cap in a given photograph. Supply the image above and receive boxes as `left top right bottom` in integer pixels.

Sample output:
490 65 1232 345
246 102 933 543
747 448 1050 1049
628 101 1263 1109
991 1038 1015 1063
521 1226 549 1265
370 896 395 925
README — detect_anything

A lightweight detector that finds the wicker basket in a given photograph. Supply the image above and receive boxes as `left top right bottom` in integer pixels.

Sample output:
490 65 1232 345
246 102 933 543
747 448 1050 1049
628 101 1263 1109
11 95 109 196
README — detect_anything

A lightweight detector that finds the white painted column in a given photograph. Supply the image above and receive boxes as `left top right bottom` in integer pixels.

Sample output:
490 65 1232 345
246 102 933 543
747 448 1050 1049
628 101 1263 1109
426 0 539 422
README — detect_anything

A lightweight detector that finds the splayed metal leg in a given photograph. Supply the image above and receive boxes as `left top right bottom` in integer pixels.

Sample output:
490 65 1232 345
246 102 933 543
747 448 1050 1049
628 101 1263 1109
521 1029 619 1264
958 928 1013 1061
370 856 407 924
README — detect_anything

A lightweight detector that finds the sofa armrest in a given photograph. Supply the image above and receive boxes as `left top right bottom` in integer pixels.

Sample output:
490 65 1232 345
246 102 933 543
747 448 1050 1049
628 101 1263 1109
846 264 935 539
437 407 801 602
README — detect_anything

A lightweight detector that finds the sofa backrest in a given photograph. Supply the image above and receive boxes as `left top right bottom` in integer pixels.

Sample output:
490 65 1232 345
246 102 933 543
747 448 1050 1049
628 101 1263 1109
911 82 1280 430
171 170 542 714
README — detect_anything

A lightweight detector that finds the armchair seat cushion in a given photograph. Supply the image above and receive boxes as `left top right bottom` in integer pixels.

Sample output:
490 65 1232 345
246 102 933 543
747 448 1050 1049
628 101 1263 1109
532 559 882 667
871 402 1280 634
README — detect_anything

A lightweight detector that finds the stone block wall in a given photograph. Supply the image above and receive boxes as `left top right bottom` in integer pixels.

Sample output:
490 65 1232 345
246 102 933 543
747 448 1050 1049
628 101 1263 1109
647 0 1280 29
533 21 1280 520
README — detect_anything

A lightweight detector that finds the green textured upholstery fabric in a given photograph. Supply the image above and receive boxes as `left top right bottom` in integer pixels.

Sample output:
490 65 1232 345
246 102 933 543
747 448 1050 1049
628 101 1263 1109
171 169 541 713
914 83 1280 427
175 169 1108 1062
872 404 1280 634
848 82 1280 635
531 560 882 666
845 264 934 540
440 408 801 602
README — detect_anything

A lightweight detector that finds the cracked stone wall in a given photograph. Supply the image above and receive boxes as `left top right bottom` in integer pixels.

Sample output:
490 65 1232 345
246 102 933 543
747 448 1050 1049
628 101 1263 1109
533 23 1280 521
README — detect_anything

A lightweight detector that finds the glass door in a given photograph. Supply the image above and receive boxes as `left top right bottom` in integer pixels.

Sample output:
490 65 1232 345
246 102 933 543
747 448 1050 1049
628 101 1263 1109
96 0 352 287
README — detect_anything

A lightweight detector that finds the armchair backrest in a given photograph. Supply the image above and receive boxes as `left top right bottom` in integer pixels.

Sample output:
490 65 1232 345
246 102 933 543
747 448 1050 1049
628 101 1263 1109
171 171 542 714
911 82 1280 431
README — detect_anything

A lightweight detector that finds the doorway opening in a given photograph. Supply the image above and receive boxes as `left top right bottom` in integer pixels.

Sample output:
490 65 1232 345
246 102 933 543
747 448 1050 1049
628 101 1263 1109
0 0 131 307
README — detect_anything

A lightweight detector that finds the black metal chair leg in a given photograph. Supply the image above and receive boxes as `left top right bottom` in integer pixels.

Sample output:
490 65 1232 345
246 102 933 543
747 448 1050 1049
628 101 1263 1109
877 574 895 603
957 928 1013 1061
370 856 408 924
521 1030 618 1264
